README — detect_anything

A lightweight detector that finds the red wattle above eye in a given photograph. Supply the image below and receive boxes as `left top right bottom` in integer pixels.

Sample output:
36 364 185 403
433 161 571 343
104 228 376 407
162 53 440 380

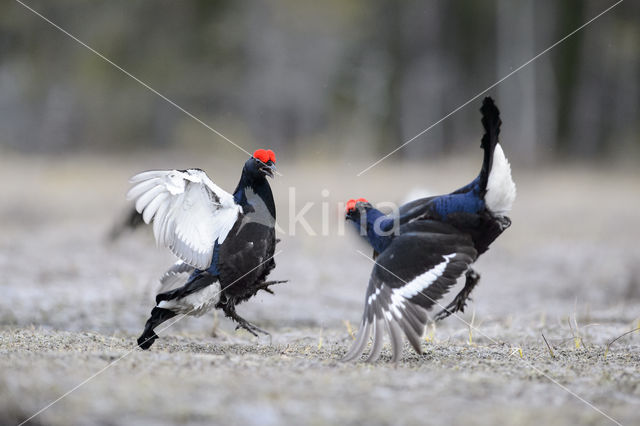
345 199 357 213
253 149 270 163
266 149 276 163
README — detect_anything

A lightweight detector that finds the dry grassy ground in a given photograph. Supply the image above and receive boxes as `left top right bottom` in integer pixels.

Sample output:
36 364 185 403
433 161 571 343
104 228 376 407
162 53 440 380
1 152 639 425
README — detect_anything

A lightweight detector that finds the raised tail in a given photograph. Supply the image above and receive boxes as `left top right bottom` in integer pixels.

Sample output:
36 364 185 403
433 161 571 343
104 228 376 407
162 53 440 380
479 97 502 193
479 97 515 215
438 97 514 219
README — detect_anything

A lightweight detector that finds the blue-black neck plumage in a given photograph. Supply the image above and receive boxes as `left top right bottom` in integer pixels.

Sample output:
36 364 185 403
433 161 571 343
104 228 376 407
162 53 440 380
350 207 393 254
233 160 276 219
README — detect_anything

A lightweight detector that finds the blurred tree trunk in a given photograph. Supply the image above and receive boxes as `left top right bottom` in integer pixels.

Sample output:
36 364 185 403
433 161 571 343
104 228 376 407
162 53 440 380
569 0 640 158
399 0 448 160
555 0 585 156
382 0 404 156
497 0 538 165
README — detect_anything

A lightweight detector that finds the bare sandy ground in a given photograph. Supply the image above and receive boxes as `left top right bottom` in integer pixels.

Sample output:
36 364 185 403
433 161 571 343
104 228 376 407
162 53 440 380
1 152 639 425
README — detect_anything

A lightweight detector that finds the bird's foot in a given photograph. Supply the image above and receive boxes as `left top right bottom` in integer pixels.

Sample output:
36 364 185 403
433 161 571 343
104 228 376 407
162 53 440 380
235 319 271 337
434 269 480 321
434 295 471 321
221 302 272 342
255 280 288 295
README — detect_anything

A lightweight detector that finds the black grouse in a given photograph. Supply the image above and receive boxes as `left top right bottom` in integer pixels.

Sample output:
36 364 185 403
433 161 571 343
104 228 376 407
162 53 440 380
343 97 515 362
128 149 285 349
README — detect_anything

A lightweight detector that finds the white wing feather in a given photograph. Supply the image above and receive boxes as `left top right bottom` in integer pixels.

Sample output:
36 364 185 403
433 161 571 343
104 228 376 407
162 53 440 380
158 260 195 294
127 169 241 269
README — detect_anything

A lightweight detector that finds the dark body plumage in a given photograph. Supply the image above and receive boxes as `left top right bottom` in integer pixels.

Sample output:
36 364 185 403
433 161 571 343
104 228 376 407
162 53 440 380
132 150 285 349
343 97 516 362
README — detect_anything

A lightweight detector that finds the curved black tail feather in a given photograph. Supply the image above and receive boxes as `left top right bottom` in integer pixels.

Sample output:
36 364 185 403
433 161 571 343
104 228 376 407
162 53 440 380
478 97 502 195
137 307 176 350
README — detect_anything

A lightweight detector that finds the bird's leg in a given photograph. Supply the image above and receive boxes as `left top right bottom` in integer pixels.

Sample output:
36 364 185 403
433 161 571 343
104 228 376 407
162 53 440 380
221 301 270 337
253 280 288 295
434 269 481 321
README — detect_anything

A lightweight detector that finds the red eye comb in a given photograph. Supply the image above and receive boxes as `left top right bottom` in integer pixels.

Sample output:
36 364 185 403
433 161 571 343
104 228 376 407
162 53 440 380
253 149 270 163
345 198 368 213
346 199 356 213
266 149 276 163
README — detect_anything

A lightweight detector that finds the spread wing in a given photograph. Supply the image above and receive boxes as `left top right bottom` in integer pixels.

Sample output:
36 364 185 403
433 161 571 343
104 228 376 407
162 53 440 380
343 222 477 363
127 169 241 269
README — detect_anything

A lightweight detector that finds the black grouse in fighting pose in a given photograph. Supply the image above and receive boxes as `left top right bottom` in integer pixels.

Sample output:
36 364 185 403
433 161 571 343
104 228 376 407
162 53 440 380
343 97 516 362
128 149 285 349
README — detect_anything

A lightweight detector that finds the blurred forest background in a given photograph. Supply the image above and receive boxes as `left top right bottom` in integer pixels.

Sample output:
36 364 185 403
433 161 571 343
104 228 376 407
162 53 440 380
1 4 640 424
1 0 638 165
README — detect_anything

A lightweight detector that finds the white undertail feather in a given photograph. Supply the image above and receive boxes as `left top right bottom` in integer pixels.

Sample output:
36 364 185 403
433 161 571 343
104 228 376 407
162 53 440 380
485 144 516 215
157 281 222 316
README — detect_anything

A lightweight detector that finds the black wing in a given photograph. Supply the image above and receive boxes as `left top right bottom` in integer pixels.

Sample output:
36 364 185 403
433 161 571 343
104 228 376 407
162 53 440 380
343 222 477 363
218 221 277 302
394 196 437 225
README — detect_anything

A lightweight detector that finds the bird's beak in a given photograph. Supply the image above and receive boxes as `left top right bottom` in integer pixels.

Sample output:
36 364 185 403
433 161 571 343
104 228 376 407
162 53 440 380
261 163 276 178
